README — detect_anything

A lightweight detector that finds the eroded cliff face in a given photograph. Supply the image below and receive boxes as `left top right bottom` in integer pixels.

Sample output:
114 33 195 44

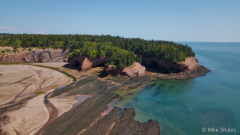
69 55 201 77
181 57 199 70
69 56 108 70
142 56 199 73
69 55 146 77
0 49 69 63
106 62 146 77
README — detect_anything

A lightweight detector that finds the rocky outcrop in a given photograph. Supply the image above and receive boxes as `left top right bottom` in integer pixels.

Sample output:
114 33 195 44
81 57 93 70
143 56 210 78
143 56 198 73
109 108 160 135
153 65 210 80
69 55 85 67
42 75 160 135
0 49 69 63
69 55 146 77
181 57 199 70
123 62 145 77
69 54 203 79
69 56 108 70
105 65 122 76
0 53 27 63
106 62 146 77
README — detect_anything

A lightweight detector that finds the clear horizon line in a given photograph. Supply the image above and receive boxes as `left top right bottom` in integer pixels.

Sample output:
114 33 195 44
176 41 240 43
0 32 239 42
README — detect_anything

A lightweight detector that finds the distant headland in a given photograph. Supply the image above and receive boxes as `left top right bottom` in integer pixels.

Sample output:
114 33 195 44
0 34 210 134
0 34 210 78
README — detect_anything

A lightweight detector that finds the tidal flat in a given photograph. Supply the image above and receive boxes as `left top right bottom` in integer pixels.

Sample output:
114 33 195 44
0 64 72 135
0 64 161 135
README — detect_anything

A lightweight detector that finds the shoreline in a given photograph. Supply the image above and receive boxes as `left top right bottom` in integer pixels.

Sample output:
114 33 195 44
0 64 73 135
147 65 211 80
0 62 210 135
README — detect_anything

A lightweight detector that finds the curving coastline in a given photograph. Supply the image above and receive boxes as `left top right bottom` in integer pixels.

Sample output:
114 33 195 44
0 64 72 135
0 53 210 135
69 54 210 79
41 73 160 135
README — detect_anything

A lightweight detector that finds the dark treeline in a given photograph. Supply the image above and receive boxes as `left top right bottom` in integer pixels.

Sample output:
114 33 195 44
0 34 195 69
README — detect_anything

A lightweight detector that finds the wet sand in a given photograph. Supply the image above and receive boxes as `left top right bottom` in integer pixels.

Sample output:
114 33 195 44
1 94 49 135
0 65 72 135
0 64 160 135
49 95 88 117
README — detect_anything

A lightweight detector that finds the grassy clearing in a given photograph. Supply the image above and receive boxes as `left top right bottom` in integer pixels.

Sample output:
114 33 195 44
177 61 184 64
0 63 29 65
34 91 45 95
129 62 135 68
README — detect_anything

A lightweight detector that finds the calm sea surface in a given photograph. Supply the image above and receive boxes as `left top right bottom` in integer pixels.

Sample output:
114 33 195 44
110 42 240 135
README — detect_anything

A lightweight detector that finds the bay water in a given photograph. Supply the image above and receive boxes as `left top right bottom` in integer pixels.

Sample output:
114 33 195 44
110 42 240 135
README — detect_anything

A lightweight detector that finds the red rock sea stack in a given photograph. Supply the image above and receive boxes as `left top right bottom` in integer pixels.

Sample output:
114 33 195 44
69 56 108 70
106 62 146 77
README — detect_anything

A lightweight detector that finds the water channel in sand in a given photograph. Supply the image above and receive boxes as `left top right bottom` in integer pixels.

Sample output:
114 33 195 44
0 64 74 135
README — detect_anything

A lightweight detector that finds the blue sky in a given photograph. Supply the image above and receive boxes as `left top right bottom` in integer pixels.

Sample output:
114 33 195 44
0 0 239 42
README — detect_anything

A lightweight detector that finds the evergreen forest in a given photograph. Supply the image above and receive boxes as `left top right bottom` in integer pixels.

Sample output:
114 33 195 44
0 33 195 69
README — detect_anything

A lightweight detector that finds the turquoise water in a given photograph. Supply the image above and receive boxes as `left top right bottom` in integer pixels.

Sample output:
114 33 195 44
111 42 240 135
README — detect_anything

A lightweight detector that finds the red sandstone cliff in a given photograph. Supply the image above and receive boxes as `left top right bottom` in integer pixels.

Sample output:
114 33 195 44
142 56 199 73
122 62 145 77
181 57 199 70
69 54 199 77
69 56 108 70
106 62 146 77
69 54 146 77
0 49 69 63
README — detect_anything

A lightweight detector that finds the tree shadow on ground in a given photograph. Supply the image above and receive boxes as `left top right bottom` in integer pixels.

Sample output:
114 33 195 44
63 63 81 71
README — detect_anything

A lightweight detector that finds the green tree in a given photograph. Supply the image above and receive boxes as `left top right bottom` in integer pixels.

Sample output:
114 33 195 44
12 49 18 53
116 58 124 69
139 54 142 64
97 44 102 58
45 39 50 47
8 37 13 45
79 41 84 48
25 41 30 48
1 50 6 54
21 39 26 48
63 39 69 49
71 40 77 50
36 39 40 47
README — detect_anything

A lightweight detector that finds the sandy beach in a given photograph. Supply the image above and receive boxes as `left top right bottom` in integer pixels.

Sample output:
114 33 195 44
0 65 73 135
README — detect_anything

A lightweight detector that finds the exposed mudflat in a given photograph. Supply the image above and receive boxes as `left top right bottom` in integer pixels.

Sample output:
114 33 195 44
2 94 49 135
0 65 72 135
0 65 72 106
42 74 159 135
49 95 79 117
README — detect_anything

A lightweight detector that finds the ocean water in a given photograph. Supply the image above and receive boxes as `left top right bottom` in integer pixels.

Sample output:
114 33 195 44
110 42 240 135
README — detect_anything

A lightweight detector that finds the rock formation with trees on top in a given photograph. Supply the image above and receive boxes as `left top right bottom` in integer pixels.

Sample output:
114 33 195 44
0 33 204 77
